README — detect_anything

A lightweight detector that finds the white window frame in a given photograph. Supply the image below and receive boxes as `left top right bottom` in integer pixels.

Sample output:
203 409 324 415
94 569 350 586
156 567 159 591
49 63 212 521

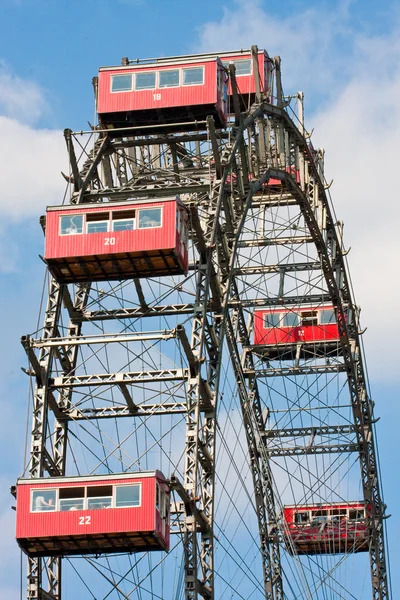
318 308 335 325
182 66 205 87
137 207 163 230
111 217 136 232
134 71 157 91
30 488 58 513
263 312 282 329
110 73 134 93
283 312 300 328
221 58 253 77
113 482 142 509
158 68 180 88
294 510 310 524
59 214 84 236
86 219 110 234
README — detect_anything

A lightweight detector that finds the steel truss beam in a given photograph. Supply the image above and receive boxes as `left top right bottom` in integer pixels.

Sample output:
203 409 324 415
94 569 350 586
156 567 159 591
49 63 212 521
61 401 188 420
263 424 357 438
52 368 187 388
268 443 359 457
243 363 346 377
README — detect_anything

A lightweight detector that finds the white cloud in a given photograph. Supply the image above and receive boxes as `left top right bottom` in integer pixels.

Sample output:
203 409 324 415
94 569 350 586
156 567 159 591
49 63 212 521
0 63 66 222
196 3 400 381
0 61 48 126
0 116 66 220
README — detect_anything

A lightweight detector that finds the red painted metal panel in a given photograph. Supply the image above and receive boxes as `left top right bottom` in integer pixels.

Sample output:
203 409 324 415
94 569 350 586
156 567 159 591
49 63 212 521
45 200 177 260
97 60 217 114
16 472 170 553
253 306 340 346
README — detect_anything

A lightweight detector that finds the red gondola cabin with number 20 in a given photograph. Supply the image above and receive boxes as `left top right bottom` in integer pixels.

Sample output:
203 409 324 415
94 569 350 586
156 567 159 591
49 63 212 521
42 197 189 284
14 471 170 557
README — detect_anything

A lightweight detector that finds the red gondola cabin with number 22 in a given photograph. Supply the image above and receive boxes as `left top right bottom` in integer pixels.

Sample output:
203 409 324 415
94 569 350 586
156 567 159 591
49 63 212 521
14 471 170 557
43 197 189 284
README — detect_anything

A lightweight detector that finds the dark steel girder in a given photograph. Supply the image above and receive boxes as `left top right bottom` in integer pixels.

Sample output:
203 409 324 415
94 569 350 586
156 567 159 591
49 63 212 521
243 362 346 378
263 424 357 439
52 368 188 388
59 401 188 420
268 443 359 457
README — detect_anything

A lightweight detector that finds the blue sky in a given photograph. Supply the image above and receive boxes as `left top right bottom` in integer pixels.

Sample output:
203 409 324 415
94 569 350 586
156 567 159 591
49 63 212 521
0 0 399 597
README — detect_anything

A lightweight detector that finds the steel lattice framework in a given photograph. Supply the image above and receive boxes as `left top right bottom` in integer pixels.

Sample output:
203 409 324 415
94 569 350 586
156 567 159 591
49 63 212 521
20 47 389 600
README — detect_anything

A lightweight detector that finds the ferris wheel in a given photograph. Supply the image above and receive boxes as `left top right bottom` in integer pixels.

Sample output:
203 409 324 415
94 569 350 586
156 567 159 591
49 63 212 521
15 46 390 600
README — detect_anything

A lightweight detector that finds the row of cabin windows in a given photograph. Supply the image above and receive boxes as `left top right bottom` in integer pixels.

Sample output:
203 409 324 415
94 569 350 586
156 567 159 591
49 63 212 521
263 309 335 329
111 59 253 94
293 508 365 525
59 207 162 236
111 67 205 93
31 484 141 512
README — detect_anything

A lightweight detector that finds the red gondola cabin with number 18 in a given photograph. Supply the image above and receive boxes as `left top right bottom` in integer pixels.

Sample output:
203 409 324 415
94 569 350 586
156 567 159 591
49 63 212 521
96 56 228 133
14 471 170 557
42 197 189 284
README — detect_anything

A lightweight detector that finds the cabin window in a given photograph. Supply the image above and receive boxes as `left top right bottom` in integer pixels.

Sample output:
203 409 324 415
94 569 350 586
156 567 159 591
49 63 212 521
182 67 204 86
263 313 281 328
86 212 110 234
138 207 162 229
59 487 85 511
320 309 335 324
112 210 136 232
31 489 56 512
87 485 113 510
156 484 160 510
60 215 83 236
283 312 300 327
111 74 133 92
300 311 318 326
115 484 141 508
294 511 309 524
160 491 169 519
135 72 156 90
232 59 252 76
311 510 329 524
349 509 364 521
222 59 252 76
330 508 347 522
159 69 180 88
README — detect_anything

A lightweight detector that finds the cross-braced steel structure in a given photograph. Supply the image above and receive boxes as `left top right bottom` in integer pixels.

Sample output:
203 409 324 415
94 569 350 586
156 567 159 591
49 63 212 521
20 46 390 600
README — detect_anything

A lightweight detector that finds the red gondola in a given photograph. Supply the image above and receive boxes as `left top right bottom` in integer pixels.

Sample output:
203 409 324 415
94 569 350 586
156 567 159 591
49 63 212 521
42 197 188 284
96 56 228 134
253 305 341 359
14 471 170 557
283 501 368 555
